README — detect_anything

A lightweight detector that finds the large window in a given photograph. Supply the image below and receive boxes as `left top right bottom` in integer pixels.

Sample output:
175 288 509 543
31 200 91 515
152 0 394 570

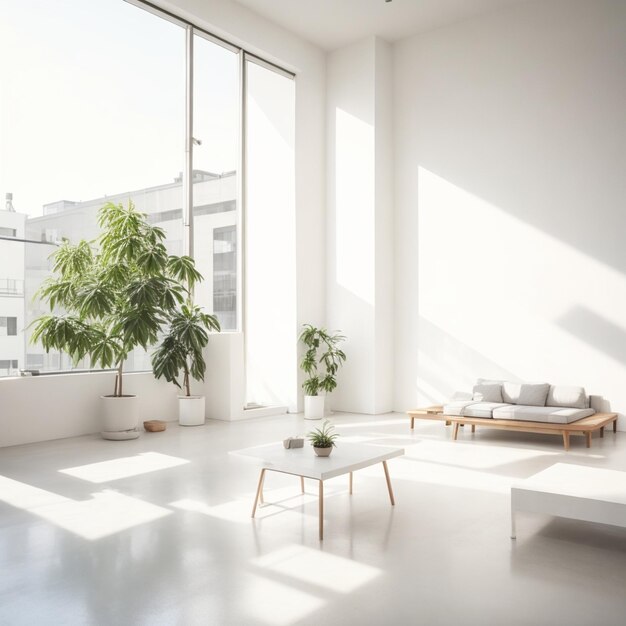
192 33 240 331
0 0 185 374
0 0 294 380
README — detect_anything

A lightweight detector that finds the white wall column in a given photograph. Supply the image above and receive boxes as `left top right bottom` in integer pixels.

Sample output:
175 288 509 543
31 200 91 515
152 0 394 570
326 36 393 415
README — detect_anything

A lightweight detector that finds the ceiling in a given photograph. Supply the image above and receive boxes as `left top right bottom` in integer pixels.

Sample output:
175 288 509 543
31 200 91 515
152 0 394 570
233 0 525 50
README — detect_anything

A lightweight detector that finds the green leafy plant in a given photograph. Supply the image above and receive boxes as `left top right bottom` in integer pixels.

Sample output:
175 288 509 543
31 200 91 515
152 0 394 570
30 200 199 397
151 303 220 396
307 420 339 449
299 324 346 396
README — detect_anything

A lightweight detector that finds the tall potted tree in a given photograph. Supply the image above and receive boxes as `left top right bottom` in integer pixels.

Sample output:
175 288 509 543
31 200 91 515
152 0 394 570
151 303 220 426
299 324 347 420
31 200 199 439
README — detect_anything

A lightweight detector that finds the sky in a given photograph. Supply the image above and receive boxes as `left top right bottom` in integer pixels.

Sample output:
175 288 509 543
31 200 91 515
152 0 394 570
0 0 239 217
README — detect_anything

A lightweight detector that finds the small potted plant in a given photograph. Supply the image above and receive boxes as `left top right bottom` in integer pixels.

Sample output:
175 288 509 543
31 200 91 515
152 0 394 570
299 324 347 420
152 303 220 426
307 420 339 457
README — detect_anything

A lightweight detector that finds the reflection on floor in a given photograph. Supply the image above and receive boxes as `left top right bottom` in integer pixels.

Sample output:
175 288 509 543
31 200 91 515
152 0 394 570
0 413 625 625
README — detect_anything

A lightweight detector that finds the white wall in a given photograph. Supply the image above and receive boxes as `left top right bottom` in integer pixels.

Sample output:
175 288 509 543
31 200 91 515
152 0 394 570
0 370 179 448
374 39 394 414
393 0 626 429
245 65 297 411
326 36 394 414
0 333 270 447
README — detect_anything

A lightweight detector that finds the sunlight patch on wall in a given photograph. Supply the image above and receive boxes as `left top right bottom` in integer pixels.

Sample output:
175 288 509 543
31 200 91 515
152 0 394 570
59 452 189 483
416 166 626 404
335 107 375 304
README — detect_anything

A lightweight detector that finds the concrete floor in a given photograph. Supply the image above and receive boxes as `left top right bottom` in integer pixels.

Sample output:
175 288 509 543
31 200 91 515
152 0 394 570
1 413 625 626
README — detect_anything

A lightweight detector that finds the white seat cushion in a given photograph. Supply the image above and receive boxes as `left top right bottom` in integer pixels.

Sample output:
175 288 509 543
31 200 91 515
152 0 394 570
492 405 595 424
463 402 511 418
443 401 477 416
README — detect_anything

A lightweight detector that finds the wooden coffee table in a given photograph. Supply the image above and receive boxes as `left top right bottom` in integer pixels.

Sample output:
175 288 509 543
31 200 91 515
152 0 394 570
233 442 404 540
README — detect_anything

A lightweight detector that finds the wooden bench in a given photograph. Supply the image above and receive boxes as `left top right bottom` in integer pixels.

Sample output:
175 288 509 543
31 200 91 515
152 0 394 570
407 406 618 450
450 412 617 450
407 406 447 429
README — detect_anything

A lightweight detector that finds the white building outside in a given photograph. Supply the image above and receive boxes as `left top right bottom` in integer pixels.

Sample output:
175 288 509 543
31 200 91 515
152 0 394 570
0 172 237 376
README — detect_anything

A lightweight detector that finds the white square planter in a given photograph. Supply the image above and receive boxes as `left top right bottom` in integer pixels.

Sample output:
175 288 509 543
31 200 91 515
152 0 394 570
304 395 325 420
179 395 206 426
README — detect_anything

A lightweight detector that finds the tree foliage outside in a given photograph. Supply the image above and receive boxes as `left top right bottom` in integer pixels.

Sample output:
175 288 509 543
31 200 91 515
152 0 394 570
299 324 347 397
31 201 205 397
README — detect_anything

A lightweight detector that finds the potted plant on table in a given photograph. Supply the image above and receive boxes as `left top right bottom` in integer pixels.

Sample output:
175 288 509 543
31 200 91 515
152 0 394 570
307 420 339 457
30 200 195 440
299 324 347 420
151 303 220 426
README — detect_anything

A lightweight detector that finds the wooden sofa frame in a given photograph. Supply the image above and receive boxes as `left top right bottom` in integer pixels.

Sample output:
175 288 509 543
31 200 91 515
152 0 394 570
407 406 618 451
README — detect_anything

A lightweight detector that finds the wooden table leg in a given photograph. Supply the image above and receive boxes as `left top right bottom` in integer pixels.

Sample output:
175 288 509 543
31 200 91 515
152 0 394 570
562 431 570 451
600 426 605 438
614 419 617 433
382 461 396 506
258 469 267 504
349 471 353 495
585 431 592 448
300 476 305 493
410 416 414 430
251 468 266 518
319 480 324 540
471 424 476 434
452 422 460 441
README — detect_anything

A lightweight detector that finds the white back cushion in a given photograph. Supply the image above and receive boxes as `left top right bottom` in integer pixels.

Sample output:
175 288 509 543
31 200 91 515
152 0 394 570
517 383 550 407
547 385 588 409
472 383 503 403
502 382 521 404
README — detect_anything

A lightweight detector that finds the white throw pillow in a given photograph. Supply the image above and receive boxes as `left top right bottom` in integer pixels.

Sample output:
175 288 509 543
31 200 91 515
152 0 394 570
502 382 521 404
517 383 550 407
546 385 588 409
472 383 503 403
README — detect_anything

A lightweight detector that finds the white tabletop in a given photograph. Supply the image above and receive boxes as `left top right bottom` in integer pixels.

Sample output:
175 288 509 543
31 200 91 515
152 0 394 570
512 463 626 505
231 441 404 480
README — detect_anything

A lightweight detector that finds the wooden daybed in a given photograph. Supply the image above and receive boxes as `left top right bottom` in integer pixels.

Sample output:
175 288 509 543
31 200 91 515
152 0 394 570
407 405 618 451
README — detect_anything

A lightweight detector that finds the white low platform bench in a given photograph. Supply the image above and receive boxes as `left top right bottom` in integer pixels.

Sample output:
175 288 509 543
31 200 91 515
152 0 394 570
511 463 626 539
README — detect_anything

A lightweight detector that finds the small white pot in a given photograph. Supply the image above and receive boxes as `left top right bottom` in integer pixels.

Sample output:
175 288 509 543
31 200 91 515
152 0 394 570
101 395 139 440
304 395 325 420
179 395 205 426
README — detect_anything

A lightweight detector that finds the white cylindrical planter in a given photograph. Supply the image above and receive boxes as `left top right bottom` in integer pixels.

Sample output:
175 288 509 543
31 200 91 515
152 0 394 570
100 395 139 440
179 395 206 426
304 395 325 420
